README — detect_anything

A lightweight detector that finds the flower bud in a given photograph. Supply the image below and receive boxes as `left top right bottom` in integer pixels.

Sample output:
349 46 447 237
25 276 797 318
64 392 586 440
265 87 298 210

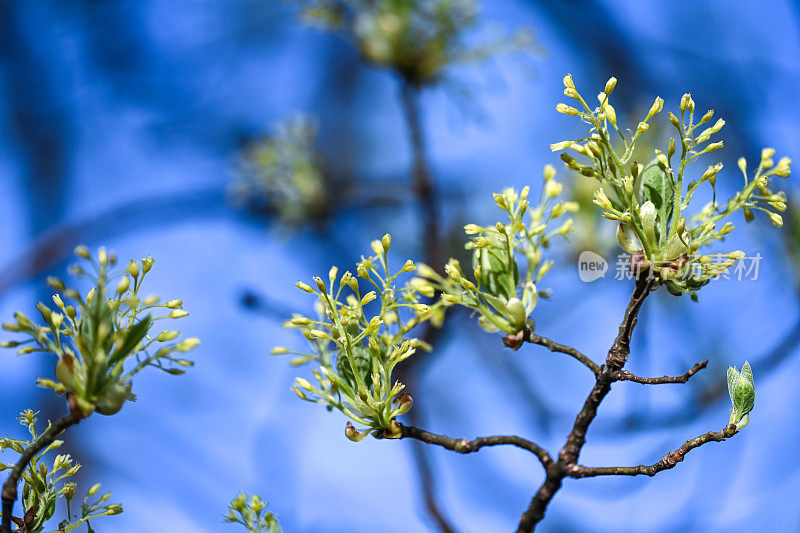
74 245 91 260
116 277 130 295
545 180 563 199
556 103 581 116
647 96 664 118
550 141 574 153
128 260 139 278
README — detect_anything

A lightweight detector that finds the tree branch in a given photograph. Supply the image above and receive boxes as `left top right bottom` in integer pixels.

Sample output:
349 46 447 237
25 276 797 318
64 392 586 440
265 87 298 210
1 412 80 533
524 333 600 375
516 273 656 532
559 274 656 465
400 80 440 270
397 424 554 469
615 359 708 384
566 424 738 478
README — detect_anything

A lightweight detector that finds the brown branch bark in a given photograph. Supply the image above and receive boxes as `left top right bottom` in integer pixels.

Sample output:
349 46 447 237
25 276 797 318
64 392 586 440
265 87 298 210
524 333 600 375
615 360 708 384
397 424 554 469
516 273 656 532
566 424 737 478
1 412 80 533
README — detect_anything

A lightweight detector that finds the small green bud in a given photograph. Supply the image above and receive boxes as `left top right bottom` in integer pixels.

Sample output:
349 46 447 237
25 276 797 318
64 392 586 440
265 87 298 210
176 337 200 351
116 276 130 295
680 93 692 112
774 157 791 177
381 233 391 252
74 245 91 259
46 277 65 290
156 330 180 342
769 212 783 227
727 361 755 429
556 103 581 116
296 281 315 293
550 140 574 152
604 76 617 95
545 180 563 199
647 96 664 118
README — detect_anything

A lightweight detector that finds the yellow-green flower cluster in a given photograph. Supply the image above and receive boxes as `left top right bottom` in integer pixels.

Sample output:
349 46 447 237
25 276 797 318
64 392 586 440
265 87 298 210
1 246 198 418
551 75 790 298
231 115 327 224
417 170 575 334
0 410 122 532
273 234 441 441
225 492 281 533
296 0 534 85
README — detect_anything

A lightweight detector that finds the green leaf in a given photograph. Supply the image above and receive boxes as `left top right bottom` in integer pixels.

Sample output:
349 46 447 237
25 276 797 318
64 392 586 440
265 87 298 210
741 360 754 387
109 315 152 366
733 378 755 417
638 160 675 245
335 345 373 389
727 366 738 404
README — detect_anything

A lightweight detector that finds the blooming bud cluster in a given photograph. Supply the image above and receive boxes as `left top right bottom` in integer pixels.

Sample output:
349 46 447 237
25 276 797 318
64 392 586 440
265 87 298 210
2 246 198 418
551 75 790 299
275 235 441 440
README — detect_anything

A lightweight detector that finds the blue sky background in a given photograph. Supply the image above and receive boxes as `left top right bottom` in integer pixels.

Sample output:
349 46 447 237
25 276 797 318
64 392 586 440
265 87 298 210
1 1 799 532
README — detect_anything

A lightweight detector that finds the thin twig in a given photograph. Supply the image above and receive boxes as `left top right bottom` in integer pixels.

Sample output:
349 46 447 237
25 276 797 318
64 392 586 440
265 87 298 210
397 424 554 469
615 359 708 384
566 424 737 478
524 333 600 375
1 412 80 533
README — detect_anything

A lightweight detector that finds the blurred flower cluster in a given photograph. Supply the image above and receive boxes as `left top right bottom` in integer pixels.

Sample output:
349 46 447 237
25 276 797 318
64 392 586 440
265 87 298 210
231 115 328 225
417 168 575 335
551 75 791 299
225 492 281 533
273 234 442 440
0 411 121 532
1 246 198 418
296 0 534 84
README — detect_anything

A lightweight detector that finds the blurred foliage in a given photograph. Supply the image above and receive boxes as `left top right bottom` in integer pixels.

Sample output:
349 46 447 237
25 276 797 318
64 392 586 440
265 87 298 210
0 411 121 532
225 492 281 533
231 115 329 225
295 0 536 85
